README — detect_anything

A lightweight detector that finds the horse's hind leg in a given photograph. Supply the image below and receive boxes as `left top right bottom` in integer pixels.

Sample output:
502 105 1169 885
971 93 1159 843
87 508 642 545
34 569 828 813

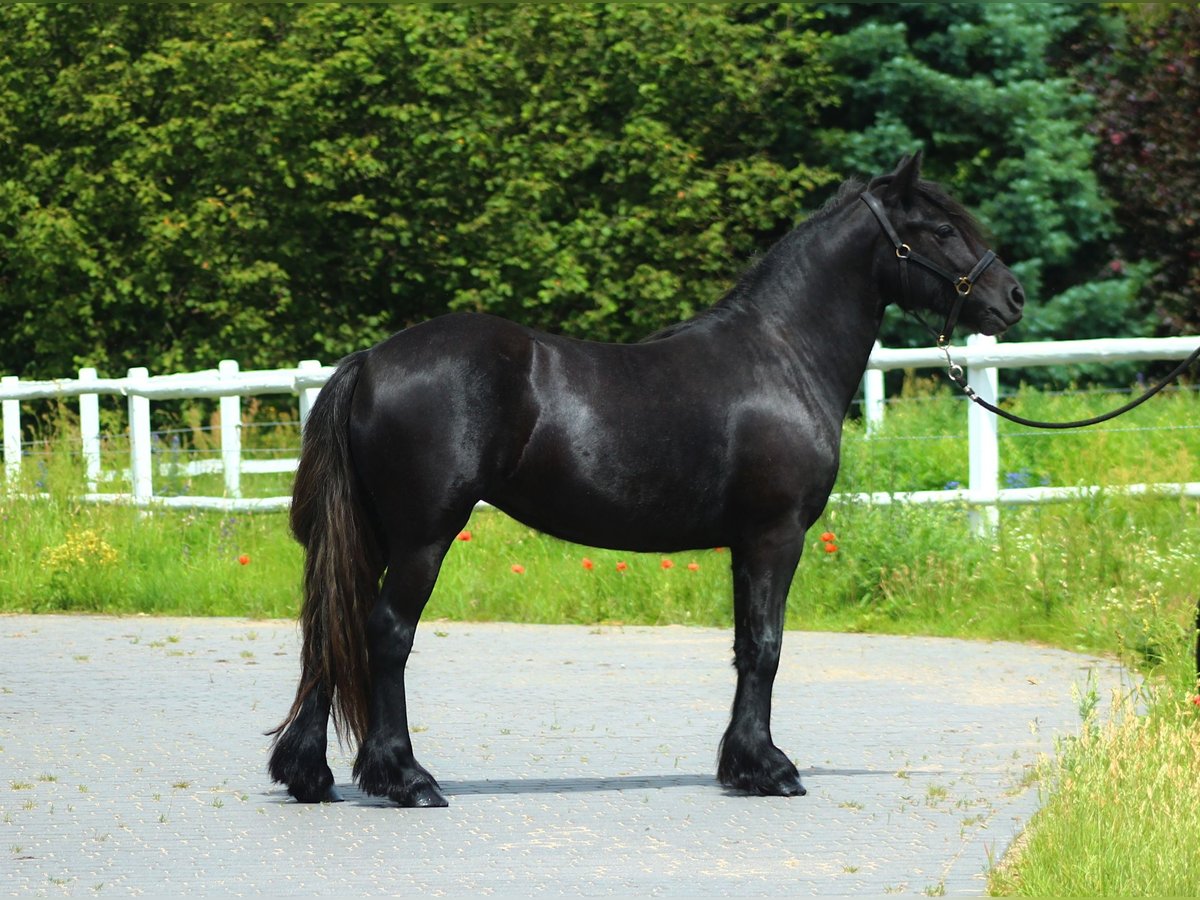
268 675 340 803
353 541 450 808
718 529 807 797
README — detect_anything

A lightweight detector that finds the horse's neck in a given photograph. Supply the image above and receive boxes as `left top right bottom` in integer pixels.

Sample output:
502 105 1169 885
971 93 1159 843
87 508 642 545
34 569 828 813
740 221 885 413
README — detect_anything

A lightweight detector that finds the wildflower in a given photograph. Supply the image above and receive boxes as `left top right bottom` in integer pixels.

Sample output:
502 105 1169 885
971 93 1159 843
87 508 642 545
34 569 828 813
616 561 628 572
237 554 250 566
457 530 472 542
819 531 836 543
660 559 674 570
581 558 594 571
42 529 119 572
1005 469 1033 489
713 547 725 553
1191 695 1200 708
510 564 525 575
823 542 838 554
686 562 699 572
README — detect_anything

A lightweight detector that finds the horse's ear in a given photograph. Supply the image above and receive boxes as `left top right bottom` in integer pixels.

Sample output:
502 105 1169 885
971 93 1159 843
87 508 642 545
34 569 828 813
883 152 923 203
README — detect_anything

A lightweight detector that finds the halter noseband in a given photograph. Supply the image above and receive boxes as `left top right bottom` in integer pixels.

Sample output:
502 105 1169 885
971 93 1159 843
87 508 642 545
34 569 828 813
860 191 997 346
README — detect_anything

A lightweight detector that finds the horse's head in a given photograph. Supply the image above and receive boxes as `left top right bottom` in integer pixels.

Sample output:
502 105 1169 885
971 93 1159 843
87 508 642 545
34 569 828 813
863 153 1024 341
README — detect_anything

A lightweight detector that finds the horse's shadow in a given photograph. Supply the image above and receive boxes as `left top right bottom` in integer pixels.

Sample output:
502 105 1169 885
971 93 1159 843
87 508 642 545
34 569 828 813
267 767 902 805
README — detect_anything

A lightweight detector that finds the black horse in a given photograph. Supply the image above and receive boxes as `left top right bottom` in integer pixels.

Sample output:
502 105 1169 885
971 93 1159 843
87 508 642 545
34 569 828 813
268 154 1024 807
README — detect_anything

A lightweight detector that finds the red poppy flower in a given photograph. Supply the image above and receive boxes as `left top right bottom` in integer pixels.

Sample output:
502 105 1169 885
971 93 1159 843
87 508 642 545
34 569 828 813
819 531 836 543
582 558 594 571
823 543 838 554
237 554 250 565
510 564 525 574
457 530 472 542
660 559 674 570
1191 695 1200 708
616 561 628 572
686 562 699 571
713 547 725 553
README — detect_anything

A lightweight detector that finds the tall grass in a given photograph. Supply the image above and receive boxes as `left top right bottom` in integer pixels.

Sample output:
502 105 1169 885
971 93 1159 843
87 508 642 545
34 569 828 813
990 687 1200 896
3 380 1198 655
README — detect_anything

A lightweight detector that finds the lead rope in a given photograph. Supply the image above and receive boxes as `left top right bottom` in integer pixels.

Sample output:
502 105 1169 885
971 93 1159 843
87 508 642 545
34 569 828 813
940 339 1200 430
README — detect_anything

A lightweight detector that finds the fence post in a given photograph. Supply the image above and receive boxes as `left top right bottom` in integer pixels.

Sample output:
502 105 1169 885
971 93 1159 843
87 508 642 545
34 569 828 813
2 375 20 490
219 359 242 499
297 359 322 432
966 334 1000 536
863 342 885 435
127 367 153 504
78 367 101 492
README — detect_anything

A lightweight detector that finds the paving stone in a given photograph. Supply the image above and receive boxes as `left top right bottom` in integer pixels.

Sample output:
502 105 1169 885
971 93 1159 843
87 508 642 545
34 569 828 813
0 616 1127 896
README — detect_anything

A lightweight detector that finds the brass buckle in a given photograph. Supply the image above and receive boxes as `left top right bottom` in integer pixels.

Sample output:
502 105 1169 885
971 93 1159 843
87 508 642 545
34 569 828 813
955 276 972 296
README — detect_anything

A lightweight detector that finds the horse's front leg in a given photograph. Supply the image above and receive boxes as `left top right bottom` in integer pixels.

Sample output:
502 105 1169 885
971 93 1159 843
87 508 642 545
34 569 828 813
717 530 806 797
352 544 448 808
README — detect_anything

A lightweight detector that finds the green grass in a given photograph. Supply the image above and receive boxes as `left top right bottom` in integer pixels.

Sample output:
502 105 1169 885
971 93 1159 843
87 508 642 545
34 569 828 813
6 486 1198 666
0 496 301 617
990 687 1200 896
6 378 1198 634
3 380 1200 895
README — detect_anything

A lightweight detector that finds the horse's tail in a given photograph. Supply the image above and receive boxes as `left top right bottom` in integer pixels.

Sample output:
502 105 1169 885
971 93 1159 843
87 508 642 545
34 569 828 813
270 349 380 748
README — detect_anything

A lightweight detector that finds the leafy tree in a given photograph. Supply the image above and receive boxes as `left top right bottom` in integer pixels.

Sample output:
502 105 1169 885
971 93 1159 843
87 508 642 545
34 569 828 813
1070 3 1200 335
0 2 1173 390
809 3 1125 349
0 3 837 377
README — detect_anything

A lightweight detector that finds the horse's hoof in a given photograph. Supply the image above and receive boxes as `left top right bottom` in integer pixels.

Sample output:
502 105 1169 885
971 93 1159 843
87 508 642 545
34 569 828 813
724 770 806 797
390 780 449 808
286 779 341 804
275 764 337 804
718 739 807 797
776 773 807 797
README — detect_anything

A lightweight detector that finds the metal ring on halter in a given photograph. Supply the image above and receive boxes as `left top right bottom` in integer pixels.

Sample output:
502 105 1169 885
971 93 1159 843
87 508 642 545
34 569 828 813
895 244 911 259
955 276 972 296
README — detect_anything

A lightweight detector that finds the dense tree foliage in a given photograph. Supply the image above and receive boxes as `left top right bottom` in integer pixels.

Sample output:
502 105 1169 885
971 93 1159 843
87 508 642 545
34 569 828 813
809 2 1151 348
1071 3 1200 335
0 3 1185 379
0 3 836 375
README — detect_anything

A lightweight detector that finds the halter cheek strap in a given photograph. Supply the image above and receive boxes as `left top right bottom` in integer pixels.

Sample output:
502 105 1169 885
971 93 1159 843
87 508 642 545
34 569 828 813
860 191 997 345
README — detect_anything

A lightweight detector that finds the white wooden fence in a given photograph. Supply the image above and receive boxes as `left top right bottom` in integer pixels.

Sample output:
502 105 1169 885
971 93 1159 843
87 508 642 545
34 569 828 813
1 359 333 512
2 335 1198 529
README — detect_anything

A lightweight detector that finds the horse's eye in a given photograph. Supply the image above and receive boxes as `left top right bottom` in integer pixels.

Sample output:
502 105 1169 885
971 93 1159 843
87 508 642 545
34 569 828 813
936 224 955 239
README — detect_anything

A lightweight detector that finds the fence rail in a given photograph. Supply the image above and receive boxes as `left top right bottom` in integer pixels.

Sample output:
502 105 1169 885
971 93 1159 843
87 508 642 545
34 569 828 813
2 335 1198 530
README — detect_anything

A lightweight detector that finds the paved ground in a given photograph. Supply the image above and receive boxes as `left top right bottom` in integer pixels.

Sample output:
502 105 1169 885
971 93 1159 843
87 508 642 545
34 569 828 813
1 616 1128 897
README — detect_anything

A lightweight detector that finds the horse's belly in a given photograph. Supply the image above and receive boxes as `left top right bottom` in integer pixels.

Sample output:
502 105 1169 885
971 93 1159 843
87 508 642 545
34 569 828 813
485 466 727 554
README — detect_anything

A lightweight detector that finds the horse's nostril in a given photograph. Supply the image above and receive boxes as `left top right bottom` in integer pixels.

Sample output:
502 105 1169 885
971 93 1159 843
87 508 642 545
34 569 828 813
1010 285 1026 309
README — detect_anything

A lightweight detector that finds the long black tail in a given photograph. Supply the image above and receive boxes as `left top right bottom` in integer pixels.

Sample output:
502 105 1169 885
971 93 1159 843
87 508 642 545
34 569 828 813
271 350 381 748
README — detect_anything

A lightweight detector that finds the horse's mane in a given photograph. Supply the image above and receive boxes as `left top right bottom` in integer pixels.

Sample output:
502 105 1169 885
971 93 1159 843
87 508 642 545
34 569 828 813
810 174 990 247
640 172 989 343
640 186 863 342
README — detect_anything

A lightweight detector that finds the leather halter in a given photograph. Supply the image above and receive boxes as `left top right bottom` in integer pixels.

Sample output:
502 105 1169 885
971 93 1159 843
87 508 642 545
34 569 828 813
860 191 997 346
